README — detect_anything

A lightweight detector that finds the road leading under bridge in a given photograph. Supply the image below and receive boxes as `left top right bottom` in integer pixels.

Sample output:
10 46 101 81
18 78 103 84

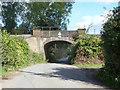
2 63 109 88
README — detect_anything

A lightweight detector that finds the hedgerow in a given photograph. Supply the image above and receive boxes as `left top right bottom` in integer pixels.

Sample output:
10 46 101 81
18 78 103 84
1 30 45 75
97 6 120 88
1 30 30 67
68 35 103 65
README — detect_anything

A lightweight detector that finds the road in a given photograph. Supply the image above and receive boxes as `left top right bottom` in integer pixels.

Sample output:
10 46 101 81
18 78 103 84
1 63 109 88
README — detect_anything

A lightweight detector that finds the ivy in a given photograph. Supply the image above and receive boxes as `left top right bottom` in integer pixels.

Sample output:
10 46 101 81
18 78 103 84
1 30 45 74
1 30 30 68
68 35 103 65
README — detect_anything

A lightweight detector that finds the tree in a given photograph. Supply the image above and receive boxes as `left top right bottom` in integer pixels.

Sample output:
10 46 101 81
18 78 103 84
2 2 24 33
21 2 74 30
2 2 74 33
100 5 120 87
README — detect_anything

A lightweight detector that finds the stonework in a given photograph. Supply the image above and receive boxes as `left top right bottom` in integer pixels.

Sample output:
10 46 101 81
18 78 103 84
25 29 85 59
25 37 40 53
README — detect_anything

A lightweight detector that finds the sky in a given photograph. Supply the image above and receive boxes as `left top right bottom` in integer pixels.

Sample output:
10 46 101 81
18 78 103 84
67 1 119 34
0 0 119 34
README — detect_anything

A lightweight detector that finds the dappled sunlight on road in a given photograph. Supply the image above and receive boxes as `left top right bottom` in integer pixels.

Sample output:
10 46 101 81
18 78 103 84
2 63 109 88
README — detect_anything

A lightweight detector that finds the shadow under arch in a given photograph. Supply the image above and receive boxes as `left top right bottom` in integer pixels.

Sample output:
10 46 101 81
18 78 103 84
44 40 72 62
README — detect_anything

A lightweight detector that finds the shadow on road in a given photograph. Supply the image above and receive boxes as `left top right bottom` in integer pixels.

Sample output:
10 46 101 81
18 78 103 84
19 66 108 88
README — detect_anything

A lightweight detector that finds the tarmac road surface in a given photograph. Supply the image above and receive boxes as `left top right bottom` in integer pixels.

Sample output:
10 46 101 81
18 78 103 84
1 63 109 88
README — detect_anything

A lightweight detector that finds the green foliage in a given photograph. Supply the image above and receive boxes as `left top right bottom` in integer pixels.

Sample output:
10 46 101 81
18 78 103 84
68 35 103 65
46 43 71 62
23 2 74 30
2 2 23 33
72 32 79 41
26 2 72 29
2 2 74 33
1 30 45 75
96 69 120 88
74 64 102 68
98 6 120 87
30 52 45 64
1 30 30 67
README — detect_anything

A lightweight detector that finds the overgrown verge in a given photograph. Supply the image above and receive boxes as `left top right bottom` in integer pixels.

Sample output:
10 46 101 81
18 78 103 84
74 64 102 68
68 35 104 66
0 30 46 76
96 6 120 88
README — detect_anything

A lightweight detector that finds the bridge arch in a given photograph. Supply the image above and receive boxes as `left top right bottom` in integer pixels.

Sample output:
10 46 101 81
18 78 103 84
26 29 85 61
43 39 73 46
44 40 72 62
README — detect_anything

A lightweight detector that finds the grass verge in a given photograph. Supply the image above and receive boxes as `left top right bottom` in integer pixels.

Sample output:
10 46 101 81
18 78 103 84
1 61 47 76
73 64 103 68
0 52 47 76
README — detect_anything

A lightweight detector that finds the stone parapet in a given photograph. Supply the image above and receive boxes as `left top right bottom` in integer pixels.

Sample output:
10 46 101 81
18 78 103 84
32 29 85 38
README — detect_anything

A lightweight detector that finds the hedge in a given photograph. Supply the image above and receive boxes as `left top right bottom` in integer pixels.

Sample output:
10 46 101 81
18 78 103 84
1 30 45 75
68 35 103 65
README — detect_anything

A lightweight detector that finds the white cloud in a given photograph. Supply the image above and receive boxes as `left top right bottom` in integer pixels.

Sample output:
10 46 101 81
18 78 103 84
77 10 113 28
76 21 89 29
75 15 104 29
68 10 113 33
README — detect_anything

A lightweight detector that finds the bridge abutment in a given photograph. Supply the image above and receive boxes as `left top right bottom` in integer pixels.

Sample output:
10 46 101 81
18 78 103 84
25 37 46 60
25 29 85 60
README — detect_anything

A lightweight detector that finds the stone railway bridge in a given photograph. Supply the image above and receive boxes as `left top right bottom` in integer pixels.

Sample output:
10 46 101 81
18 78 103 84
25 29 85 60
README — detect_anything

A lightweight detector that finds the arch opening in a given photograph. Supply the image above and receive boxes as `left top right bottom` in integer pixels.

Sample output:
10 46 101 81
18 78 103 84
44 40 72 63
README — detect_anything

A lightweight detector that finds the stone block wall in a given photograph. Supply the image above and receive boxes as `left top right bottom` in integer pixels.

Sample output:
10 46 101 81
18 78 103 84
25 37 40 53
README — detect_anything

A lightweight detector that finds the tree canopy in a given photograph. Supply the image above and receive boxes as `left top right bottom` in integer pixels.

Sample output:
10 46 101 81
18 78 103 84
2 2 20 33
2 2 74 33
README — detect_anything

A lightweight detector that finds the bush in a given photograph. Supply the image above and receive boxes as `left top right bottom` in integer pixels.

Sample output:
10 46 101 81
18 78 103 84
1 30 30 67
68 35 103 65
30 52 44 64
1 30 45 74
98 6 120 87
72 32 79 41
